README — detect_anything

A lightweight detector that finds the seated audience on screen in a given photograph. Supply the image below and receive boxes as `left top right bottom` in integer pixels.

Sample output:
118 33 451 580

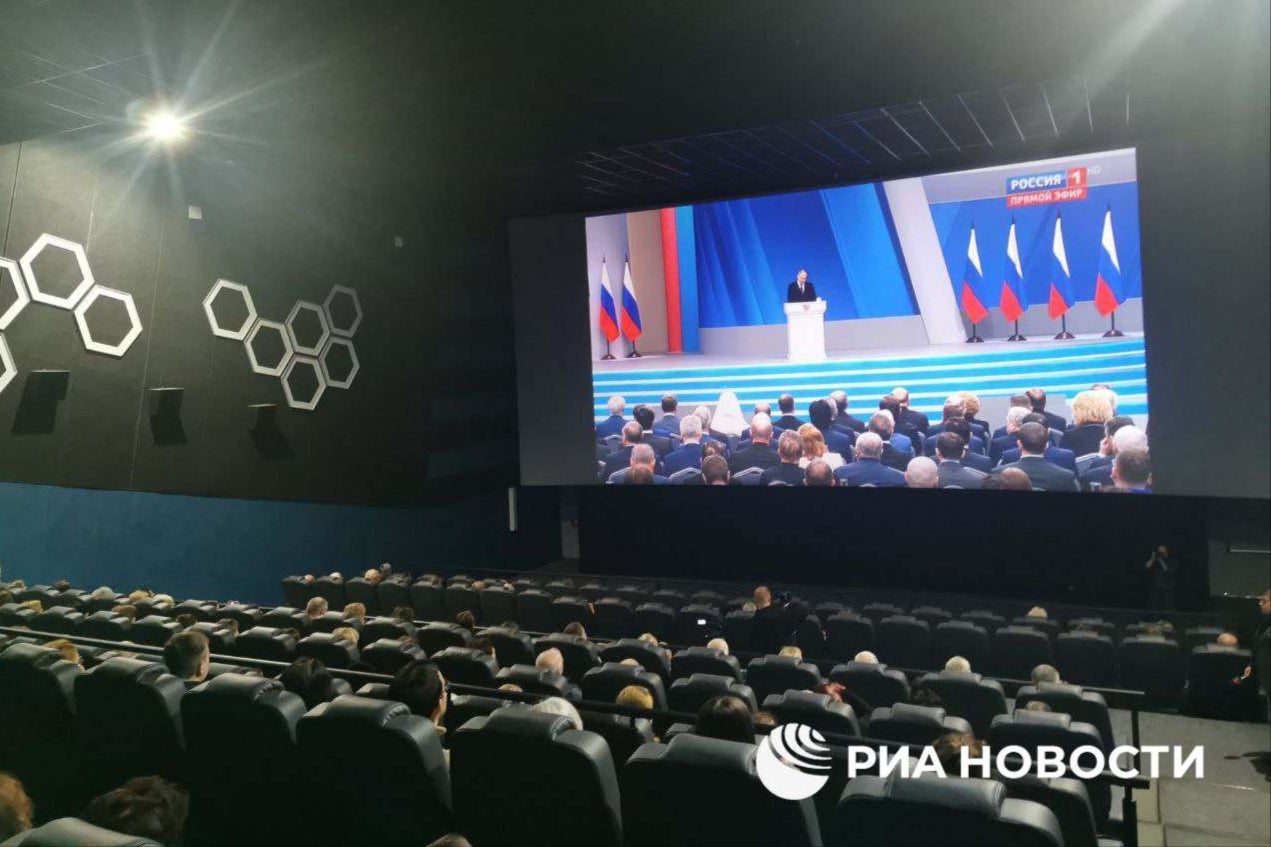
1110 447 1152 492
662 414 705 475
602 422 645 480
595 395 626 439
937 417 991 470
890 386 929 436
798 424 845 470
82 776 189 847
935 433 987 489
774 393 802 431
1082 422 1146 489
995 412 1076 471
653 393 681 436
830 390 866 433
905 455 939 489
804 458 836 487
835 432 907 487
958 392 991 437
865 412 913 471
700 455 732 486
730 413 779 473
163 631 211 687
696 695 756 744
759 431 807 486
633 405 672 457
998 422 1078 491
807 399 853 458
627 443 669 485
1061 390 1115 457
990 405 1031 464
877 396 913 452
1027 388 1067 431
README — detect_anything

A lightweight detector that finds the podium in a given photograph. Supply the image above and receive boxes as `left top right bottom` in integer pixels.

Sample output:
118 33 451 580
784 299 827 362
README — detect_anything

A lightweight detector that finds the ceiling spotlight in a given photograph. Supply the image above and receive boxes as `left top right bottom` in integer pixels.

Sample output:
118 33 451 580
142 109 189 143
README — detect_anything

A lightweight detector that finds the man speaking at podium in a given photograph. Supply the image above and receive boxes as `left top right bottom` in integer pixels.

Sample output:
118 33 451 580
787 269 817 303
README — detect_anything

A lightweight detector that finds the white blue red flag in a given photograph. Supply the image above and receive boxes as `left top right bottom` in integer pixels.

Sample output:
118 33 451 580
1047 211 1074 319
1000 218 1027 322
960 225 989 324
1094 206 1123 316
598 259 619 343
620 258 643 340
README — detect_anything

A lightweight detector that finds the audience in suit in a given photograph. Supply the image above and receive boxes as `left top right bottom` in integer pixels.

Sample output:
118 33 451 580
999 422 1079 491
652 393 681 436
729 413 779 473
990 405 1031 463
627 443 671 485
865 412 913 472
835 431 907 487
1111 447 1152 493
905 455 939 488
633 404 673 457
662 415 705 475
595 395 626 439
798 424 845 470
958 391 992 438
997 413 1076 471
1027 387 1067 431
773 393 803 431
1080 419 1144 490
804 458 836 487
759 430 807 486
601 421 645 480
701 455 732 485
935 432 988 489
877 395 914 452
829 390 866 433
807 399 853 460
891 387 930 435
1061 390 1116 457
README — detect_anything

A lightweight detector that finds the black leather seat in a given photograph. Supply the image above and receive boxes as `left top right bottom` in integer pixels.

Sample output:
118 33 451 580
690 589 726 608
832 771 1061 847
17 586 61 609
826 612 874 660
634 602 677 642
181 674 307 845
452 707 622 846
80 590 121 615
582 662 668 708
960 609 1006 631
479 625 535 668
763 690 859 737
614 585 650 607
552 595 595 631
1185 644 1258 719
667 673 758 713
989 710 1110 825
744 654 821 702
877 615 932 669
910 606 953 630
409 580 446 620
416 621 473 655
259 606 309 634
1125 621 1175 639
794 614 828 659
0 643 83 817
1119 635 1185 706
622 733 821 847
131 598 172 619
536 632 602 682
295 632 359 669
1068 617 1117 640
216 603 263 634
1 817 160 846
478 586 517 624
599 638 672 684
432 646 500 686
74 658 186 800
593 598 638 639
360 615 416 645
867 703 973 745
1054 631 1118 688
376 579 412 616
0 603 36 628
815 601 846 620
862 602 904 623
80 610 131 641
1002 776 1106 847
444 583 481 621
308 611 360 634
932 621 990 671
282 576 312 609
172 599 217 622
1014 682 1115 751
514 588 555 631
343 577 381 616
235 626 298 662
671 646 741 681
829 660 910 711
444 692 507 733
1011 615 1061 641
582 710 655 766
677 603 724 646
360 638 426 673
31 606 83 635
544 578 577 598
580 582 612 603
722 609 754 653
297 695 451 846
311 575 346 610
990 626 1053 679
651 589 687 611
129 615 181 647
917 670 1008 738
495 664 581 700
1182 626 1225 653
188 621 236 654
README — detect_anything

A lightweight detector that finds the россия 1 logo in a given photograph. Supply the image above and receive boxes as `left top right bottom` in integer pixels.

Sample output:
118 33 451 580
756 723 833 800
1005 166 1088 208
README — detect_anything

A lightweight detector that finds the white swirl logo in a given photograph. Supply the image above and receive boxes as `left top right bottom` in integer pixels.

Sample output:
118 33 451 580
755 723 833 800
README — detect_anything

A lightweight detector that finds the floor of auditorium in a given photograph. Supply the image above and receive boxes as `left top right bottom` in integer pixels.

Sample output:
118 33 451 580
1109 709 1269 846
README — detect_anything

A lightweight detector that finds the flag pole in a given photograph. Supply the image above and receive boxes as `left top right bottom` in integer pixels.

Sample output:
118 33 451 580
966 321 984 343
602 340 615 360
1103 312 1123 338
626 341 642 359
1007 320 1026 342
1054 314 1075 340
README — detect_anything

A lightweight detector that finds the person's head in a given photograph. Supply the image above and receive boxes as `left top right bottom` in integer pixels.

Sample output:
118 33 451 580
531 696 583 731
499 683 523 694
942 417 973 447
944 655 971 673
470 637 496 660
1005 405 1030 434
638 632 660 646
1259 589 1271 616
905 456 939 489
0 772 33 842
1092 386 1119 416
796 269 808 284
702 440 727 459
82 777 188 847
831 390 848 414
1072 390 1114 426
878 395 902 422
1022 412 1048 428
563 621 588 640
910 687 943 708
390 605 414 623
778 394 795 414
890 386 910 408
630 443 656 472
753 402 772 417
278 657 340 709
216 618 240 637
342 602 366 624
20 600 42 613
619 658 640 667
1216 632 1239 647
621 421 643 446
933 733 981 776
45 638 81 666
1109 424 1147 457
634 405 655 430
615 684 654 711
455 609 476 631
808 399 833 430
798 424 827 460
1031 663 1061 685
697 695 755 744
984 468 1032 491
815 681 846 703
749 412 773 445
935 432 966 463
89 586 115 600
961 393 981 419
753 710 777 729
804 458 835 487
628 465 654 485
693 405 712 430
1112 448 1151 489
679 414 703 444
305 597 328 619
535 647 565 676
1024 700 1053 712
778 645 803 660
51 578 70 592
111 604 137 621
706 637 730 655
175 613 197 629
1027 606 1048 619
777 430 802 464
941 398 966 423
388 659 447 725
332 626 360 646
753 586 772 610
362 568 383 585
661 394 678 415
1026 388 1048 412
853 650 878 664
163 630 210 682
855 431 884 461
701 455 730 485
607 395 625 417
867 413 894 441
1016 422 1049 456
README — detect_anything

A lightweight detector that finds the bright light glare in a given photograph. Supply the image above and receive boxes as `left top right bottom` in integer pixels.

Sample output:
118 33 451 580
143 110 189 142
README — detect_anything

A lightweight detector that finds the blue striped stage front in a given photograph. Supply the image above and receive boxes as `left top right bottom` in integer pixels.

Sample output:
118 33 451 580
592 336 1147 423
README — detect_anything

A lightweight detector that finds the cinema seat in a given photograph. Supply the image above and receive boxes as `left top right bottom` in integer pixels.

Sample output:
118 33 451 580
600 637 672 683
360 638 426 673
1125 621 1175 639
0 603 37 628
582 710 656 766
829 660 910 711
311 575 346 610
282 576 311 609
452 708 622 846
1011 615 1061 641
432 646 500 686
172 599 217 622
960 609 1006 631
308 611 359 634
479 585 518 624
16 586 60 609
1185 643 1257 719
79 590 121 615
582 662 668 709
1118 635 1184 706
990 626 1053 679
917 670 1008 738
634 602 677 642
594 597 638 639
0 818 160 846
1054 631 1118 688
622 734 821 847
515 588 555 631
376 579 412 615
444 693 507 733
296 632 360 669
495 664 581 700
826 611 874 660
795 614 828 659
878 614 932 669
763 690 859 737
409 580 446 621
360 615 416 645
1183 626 1225 653
131 598 172 619
552 595 595 631
1002 776 1107 847
690 589 727 608
722 609 754 653
991 710 1110 824
343 577 381 616
181 675 307 844
1014 682 1115 751
671 645 742 681
29 606 81 635
259 606 308 634
536 632 602 681
677 603 724 646
130 615 182 647
815 601 846 620
417 621 473 655
479 625 536 667
910 606 953 629
235 627 299 662
188 621 236 654
1068 617 1117 639
614 585 650 607
81 610 132 641
832 772 1061 847
297 696 451 846
868 703 973 745
545 578 577 598
580 582 612 603
216 603 263 633
0 643 83 817
862 602 904 623
744 654 821 702
443 582 481 621
668 673 758 713
932 620 990 671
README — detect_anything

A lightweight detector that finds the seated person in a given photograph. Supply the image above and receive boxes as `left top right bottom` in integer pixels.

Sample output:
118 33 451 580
1109 447 1152 492
696 695 756 744
82 777 189 847
279 657 341 708
44 638 84 668
759 431 807 486
798 424 845 470
834 432 907 487
662 415 706 476
530 696 583 731
0 773 33 842
1060 390 1114 456
1026 387 1067 432
996 412 1076 470
803 459 836 487
808 399 853 459
890 387 929 436
934 433 987 489
904 455 939 488
701 455 732 486
729 413 779 473
634 404 673 457
773 393 803 431
997 422 1078 491
865 411 912 471
163 630 211 687
877 396 913 453
388 659 448 736
305 596 329 620
1081 423 1145 489
625 444 670 485
652 394 681 436
595 395 626 440
602 421 645 480
830 390 867 433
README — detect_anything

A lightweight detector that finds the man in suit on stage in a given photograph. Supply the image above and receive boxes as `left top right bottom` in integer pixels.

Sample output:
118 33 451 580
774 394 803 431
662 415 705 476
835 432 907 487
787 268 817 303
759 431 807 486
998 422 1078 491
595 395 626 439
935 432 987 489
730 413 780 473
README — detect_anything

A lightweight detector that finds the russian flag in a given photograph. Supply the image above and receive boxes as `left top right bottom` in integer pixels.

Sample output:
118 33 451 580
1094 206 1123 316
1000 219 1027 322
620 258 643 340
960 225 989 324
598 259 619 343
1048 211 1074 319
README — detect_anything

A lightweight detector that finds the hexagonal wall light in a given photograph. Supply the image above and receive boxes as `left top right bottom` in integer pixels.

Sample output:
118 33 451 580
245 318 293 376
203 279 258 340
320 336 359 389
281 355 326 411
0 333 15 396
73 285 143 357
323 284 362 337
285 300 330 356
19 233 95 309
0 258 29 330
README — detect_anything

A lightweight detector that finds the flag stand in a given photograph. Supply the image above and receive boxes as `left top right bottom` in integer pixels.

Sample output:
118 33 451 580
1103 312 1124 338
625 342 642 359
1007 320 1027 342
1054 315 1075 340
601 340 615 361
965 323 985 343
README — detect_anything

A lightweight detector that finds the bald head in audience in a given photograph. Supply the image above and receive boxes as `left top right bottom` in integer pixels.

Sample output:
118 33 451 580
905 456 939 488
804 459 835 487
855 431 884 461
749 412 773 445
535 647 565 676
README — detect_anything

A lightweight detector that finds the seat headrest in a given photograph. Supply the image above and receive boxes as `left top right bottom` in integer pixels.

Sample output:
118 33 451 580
194 672 284 703
766 689 833 710
937 669 984 683
482 705 572 739
1060 630 1107 642
8 817 161 847
678 673 733 691
1003 709 1073 729
323 694 412 726
663 732 756 770
842 660 887 674
889 702 946 724
998 625 1047 638
0 641 63 668
1036 681 1084 698
356 682 393 699
888 773 1005 818
86 656 167 684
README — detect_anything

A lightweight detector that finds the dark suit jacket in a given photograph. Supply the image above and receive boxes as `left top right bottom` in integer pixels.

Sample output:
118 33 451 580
729 442 780 473
999 455 1078 491
641 430 673 457
818 426 854 459
626 473 671 485
963 451 993 473
759 462 806 486
595 415 625 439
998 445 1076 472
879 443 913 472
989 434 1016 465
601 446 634 480
662 443 703 476
833 414 866 434
774 414 803 431
752 604 794 655
1079 462 1114 491
938 460 987 489
787 280 817 303
1060 423 1105 458
897 407 930 436
652 414 681 437
1039 410 1067 431
835 458 907 487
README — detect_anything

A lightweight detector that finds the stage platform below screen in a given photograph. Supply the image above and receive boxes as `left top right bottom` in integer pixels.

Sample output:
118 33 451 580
592 333 1147 427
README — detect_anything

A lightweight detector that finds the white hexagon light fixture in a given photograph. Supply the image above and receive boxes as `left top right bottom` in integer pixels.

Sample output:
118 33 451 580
245 318 293 376
20 233 96 309
323 284 363 337
285 300 330 356
202 279 257 340
73 285 143 357
0 333 16 396
320 336 359 389
281 355 326 411
0 258 30 330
